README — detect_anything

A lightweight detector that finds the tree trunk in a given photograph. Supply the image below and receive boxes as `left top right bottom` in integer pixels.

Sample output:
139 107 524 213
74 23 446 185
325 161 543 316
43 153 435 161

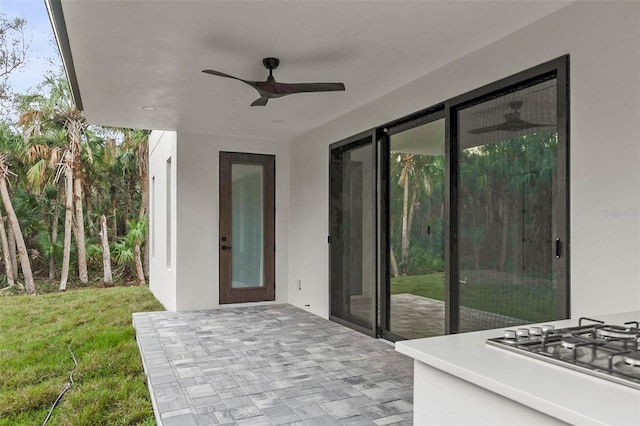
404 188 418 273
134 243 145 286
99 215 113 286
400 172 410 275
0 176 35 294
389 245 400 278
0 214 15 287
7 224 18 279
143 229 149 276
139 174 148 221
140 171 149 276
499 199 509 272
472 214 481 270
110 186 117 237
60 160 73 291
84 181 93 236
73 176 88 283
49 191 60 281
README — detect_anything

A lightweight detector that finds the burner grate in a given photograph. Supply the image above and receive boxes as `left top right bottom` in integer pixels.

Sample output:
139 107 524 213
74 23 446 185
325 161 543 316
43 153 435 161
487 317 640 390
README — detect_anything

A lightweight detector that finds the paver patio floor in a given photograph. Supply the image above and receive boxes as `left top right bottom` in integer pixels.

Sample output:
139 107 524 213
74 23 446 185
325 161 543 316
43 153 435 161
351 294 525 339
133 305 414 426
389 294 524 339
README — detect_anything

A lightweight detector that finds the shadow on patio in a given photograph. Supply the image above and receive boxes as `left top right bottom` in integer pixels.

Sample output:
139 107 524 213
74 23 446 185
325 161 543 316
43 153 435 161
133 305 413 425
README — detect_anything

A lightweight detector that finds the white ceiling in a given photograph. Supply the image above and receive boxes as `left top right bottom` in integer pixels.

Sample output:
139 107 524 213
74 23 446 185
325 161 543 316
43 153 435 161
58 0 572 142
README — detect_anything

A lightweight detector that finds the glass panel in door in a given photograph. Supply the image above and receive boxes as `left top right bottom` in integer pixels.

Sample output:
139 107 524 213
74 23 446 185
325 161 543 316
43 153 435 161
329 134 376 336
457 78 559 332
387 118 445 339
231 164 264 288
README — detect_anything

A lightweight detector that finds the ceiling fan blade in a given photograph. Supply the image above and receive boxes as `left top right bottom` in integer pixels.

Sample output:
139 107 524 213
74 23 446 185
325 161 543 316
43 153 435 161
469 118 553 134
202 69 242 80
250 97 269 107
265 82 346 95
202 69 259 89
468 123 508 135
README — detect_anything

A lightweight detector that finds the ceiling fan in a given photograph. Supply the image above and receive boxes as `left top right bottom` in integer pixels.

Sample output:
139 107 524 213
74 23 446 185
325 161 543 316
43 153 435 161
202 57 345 106
468 101 553 134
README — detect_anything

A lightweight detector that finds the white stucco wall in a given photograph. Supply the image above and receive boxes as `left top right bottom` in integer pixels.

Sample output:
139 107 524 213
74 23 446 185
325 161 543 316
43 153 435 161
148 130 177 311
172 132 290 311
288 1 640 319
148 130 290 311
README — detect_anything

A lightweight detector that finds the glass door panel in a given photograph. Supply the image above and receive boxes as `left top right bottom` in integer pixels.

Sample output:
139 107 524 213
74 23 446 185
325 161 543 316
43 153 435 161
387 117 445 339
329 133 376 336
231 164 264 288
456 78 560 332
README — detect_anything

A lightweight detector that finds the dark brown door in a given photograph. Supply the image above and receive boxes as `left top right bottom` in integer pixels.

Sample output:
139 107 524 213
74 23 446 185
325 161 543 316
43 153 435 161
219 152 275 304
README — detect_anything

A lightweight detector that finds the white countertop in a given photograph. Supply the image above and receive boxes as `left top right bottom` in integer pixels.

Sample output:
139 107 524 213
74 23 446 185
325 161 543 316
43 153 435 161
396 311 640 426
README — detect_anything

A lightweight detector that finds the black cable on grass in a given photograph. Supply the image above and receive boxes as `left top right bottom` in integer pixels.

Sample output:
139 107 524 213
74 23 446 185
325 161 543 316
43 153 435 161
42 346 77 426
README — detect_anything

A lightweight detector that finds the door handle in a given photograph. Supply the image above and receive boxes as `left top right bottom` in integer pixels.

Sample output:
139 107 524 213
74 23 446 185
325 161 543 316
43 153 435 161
221 245 232 251
555 238 561 259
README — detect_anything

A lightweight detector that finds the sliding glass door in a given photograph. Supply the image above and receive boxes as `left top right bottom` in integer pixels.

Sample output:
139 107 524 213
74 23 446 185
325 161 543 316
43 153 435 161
327 56 568 340
381 112 446 340
329 131 377 336
448 58 569 333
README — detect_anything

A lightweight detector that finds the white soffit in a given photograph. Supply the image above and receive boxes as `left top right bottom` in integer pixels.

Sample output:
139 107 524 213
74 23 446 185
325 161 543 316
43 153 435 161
59 0 572 141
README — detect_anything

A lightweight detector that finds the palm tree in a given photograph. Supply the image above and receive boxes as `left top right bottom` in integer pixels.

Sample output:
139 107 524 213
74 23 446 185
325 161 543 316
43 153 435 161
128 218 146 285
0 212 15 288
392 153 436 275
99 214 112 286
110 218 146 285
58 149 73 291
58 107 90 284
124 129 149 273
19 77 91 288
0 153 35 294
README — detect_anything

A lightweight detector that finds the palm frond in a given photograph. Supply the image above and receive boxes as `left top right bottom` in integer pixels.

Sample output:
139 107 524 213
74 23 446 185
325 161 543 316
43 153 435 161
26 159 47 190
25 143 50 163
48 146 61 170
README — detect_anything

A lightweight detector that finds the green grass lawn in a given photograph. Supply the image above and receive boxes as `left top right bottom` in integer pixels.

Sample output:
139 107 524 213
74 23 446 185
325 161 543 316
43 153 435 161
391 272 556 323
0 286 164 425
390 272 446 300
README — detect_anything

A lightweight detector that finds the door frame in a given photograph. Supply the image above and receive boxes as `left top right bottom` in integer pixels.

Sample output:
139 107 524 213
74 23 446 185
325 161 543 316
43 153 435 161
328 130 378 337
378 105 446 342
219 151 276 304
445 55 570 332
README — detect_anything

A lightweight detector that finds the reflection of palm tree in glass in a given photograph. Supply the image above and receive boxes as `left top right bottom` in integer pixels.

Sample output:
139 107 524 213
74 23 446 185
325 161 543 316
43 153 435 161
390 152 444 277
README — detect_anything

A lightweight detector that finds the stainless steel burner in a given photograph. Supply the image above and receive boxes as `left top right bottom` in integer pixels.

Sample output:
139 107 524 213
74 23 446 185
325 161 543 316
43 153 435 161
487 317 640 390
623 351 640 367
596 327 639 341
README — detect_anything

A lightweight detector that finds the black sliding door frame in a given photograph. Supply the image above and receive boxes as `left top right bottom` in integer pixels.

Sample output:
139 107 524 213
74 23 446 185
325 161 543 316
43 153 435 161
445 55 570 333
329 129 378 337
379 105 445 342
327 55 569 340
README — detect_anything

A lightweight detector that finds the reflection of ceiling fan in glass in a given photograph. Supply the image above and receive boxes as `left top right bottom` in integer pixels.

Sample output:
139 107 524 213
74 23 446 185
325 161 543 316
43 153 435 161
468 101 554 134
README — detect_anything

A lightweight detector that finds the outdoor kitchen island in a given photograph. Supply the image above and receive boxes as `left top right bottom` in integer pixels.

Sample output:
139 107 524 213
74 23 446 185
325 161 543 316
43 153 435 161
396 311 640 425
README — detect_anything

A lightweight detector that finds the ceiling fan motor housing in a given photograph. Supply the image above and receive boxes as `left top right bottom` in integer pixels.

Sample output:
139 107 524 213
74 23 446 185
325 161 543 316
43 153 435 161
263 57 280 70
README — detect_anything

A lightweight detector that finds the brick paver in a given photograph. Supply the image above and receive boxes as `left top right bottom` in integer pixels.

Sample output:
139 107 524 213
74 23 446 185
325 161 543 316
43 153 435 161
133 305 414 425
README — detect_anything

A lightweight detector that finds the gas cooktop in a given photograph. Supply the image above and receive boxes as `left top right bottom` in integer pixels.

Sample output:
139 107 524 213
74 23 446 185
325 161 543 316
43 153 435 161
487 317 640 390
